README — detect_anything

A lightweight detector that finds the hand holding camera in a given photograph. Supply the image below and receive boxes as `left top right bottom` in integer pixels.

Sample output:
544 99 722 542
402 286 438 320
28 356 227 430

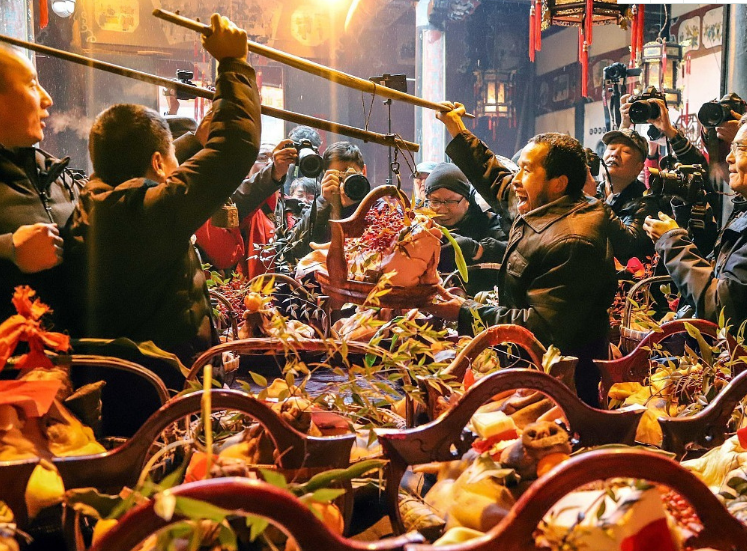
619 94 633 129
271 139 298 181
321 168 370 208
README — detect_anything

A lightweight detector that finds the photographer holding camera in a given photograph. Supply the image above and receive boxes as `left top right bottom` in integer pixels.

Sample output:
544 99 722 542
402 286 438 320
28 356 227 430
617 91 721 255
599 128 674 262
619 91 707 167
643 114 747 332
285 141 369 263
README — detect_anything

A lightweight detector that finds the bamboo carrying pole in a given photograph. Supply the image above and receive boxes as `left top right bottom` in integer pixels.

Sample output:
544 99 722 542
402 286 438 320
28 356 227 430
0 33 419 152
152 9 474 119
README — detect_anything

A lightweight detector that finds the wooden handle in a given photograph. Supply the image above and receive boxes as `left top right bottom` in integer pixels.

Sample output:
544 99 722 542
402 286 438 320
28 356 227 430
406 449 747 551
621 275 673 328
379 369 643 534
443 325 547 380
152 9 474 119
50 390 355 504
186 338 375 382
659 368 747 456
381 369 642 466
91 478 424 551
595 318 724 403
0 33 419 153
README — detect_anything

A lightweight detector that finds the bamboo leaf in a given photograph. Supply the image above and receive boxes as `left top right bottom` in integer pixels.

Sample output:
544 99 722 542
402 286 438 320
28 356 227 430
246 515 270 541
439 226 468 282
684 321 713 366
259 469 288 489
298 459 386 495
173 495 234 522
310 488 346 503
63 488 123 520
249 371 268 388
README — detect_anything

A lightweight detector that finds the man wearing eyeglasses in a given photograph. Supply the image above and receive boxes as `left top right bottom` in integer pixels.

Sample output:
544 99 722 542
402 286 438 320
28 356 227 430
423 162 506 273
644 114 747 332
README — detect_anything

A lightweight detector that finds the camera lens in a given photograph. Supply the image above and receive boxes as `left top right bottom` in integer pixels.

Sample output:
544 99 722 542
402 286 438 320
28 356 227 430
341 173 370 202
297 147 323 178
629 100 660 124
697 102 729 128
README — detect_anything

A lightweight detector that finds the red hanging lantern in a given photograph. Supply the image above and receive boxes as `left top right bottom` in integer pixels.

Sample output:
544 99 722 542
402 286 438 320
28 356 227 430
529 0 627 97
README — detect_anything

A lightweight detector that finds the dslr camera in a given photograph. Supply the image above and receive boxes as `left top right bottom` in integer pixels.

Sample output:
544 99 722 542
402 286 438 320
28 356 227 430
649 163 705 204
284 139 324 178
603 62 642 84
175 70 196 101
628 86 667 124
334 168 370 202
697 93 746 128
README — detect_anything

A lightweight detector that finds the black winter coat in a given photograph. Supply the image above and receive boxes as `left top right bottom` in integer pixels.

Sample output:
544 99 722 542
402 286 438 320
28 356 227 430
656 197 747 331
65 58 261 366
438 202 507 276
446 130 617 406
600 178 672 263
0 147 81 322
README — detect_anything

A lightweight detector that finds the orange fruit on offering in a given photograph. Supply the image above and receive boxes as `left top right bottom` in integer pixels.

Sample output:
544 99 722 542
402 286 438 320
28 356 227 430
243 292 263 312
536 452 571 477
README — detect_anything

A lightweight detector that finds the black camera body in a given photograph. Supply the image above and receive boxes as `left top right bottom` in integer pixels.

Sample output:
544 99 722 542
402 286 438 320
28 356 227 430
649 163 705 204
175 70 196 101
603 62 641 84
585 148 601 177
697 93 746 128
628 86 666 124
336 168 371 202
284 139 324 178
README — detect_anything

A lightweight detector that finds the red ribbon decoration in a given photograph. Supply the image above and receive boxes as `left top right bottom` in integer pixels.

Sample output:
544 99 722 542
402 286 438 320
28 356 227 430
39 0 48 29
535 0 542 52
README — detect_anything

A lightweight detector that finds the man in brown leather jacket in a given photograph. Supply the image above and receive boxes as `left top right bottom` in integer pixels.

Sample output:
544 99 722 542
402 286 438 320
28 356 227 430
428 103 617 406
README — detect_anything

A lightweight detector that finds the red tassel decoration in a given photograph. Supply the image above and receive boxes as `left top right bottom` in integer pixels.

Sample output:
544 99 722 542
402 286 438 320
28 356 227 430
585 0 594 46
636 5 645 59
629 6 638 64
529 4 536 62
39 0 48 29
535 0 542 52
579 28 589 98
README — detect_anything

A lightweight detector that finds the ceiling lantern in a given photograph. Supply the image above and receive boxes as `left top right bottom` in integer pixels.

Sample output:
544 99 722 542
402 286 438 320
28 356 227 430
529 0 631 97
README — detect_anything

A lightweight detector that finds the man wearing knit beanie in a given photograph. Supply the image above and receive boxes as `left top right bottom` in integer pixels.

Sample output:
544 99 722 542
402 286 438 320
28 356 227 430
424 162 507 273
